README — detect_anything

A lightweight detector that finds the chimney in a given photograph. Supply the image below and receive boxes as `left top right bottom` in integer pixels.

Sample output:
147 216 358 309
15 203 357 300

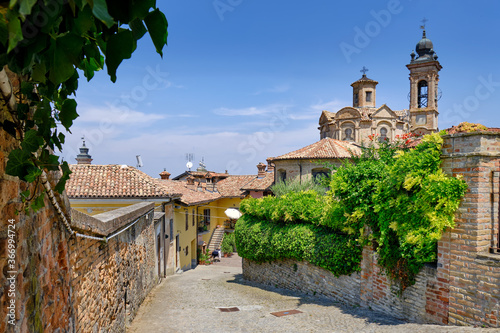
76 137 93 165
266 158 275 173
159 169 171 180
257 162 267 178
186 175 195 185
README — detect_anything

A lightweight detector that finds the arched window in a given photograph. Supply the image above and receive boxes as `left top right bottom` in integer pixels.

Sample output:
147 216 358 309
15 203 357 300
379 127 388 142
418 80 428 108
345 128 353 141
312 168 329 183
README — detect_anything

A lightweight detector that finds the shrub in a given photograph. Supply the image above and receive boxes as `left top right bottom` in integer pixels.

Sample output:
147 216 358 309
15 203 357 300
271 176 328 197
235 215 361 277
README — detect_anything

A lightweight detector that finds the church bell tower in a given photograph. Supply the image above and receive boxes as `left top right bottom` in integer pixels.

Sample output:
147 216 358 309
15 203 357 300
407 24 442 135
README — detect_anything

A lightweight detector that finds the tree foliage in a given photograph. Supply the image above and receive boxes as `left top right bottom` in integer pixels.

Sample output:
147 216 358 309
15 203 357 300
0 0 168 212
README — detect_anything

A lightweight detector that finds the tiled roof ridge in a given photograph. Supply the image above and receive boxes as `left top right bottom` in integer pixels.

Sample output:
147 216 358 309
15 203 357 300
67 164 179 198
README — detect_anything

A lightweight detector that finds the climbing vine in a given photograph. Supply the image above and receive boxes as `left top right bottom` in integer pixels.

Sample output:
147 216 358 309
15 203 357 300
0 0 168 212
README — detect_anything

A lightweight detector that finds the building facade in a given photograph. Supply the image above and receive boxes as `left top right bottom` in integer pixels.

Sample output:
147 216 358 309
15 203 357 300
319 29 442 145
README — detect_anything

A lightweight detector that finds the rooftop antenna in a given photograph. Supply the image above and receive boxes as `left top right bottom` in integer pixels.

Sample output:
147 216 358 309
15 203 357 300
136 155 143 168
186 153 194 171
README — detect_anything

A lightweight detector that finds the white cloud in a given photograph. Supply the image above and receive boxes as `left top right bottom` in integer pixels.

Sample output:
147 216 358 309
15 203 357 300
213 103 292 117
309 99 345 112
77 103 166 124
252 84 291 95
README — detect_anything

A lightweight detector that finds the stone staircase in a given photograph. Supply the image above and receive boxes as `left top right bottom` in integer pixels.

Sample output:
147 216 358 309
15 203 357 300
208 227 225 252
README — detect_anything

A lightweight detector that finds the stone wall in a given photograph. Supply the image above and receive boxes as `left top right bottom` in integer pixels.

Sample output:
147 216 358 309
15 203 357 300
360 247 447 324
1 97 74 332
243 258 361 305
70 202 158 332
243 131 500 328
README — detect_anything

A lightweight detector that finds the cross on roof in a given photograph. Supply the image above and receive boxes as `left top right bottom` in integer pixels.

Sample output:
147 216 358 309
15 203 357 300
420 17 428 29
360 66 369 76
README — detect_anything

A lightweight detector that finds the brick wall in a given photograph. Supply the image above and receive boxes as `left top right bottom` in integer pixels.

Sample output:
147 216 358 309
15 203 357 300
243 131 500 328
441 132 500 327
1 103 74 332
70 203 158 332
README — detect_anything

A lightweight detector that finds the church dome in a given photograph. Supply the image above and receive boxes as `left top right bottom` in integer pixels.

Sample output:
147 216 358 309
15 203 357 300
415 30 433 57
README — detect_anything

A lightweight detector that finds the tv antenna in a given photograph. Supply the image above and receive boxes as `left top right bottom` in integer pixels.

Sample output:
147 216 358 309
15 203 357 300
186 153 194 171
136 155 144 168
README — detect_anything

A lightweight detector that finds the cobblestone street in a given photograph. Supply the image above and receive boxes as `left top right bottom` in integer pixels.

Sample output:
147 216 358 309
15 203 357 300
128 254 498 333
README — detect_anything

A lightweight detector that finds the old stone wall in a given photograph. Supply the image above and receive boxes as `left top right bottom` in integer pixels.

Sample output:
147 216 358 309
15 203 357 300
360 247 446 324
1 89 74 332
69 203 157 333
243 258 361 305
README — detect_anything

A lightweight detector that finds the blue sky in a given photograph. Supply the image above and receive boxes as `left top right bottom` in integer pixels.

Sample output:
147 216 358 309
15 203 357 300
62 0 500 178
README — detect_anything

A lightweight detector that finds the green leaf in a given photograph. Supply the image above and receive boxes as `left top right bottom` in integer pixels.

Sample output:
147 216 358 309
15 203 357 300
20 190 30 201
129 18 147 40
59 99 79 130
105 29 136 82
144 8 168 57
74 5 94 35
48 39 77 85
19 0 37 16
30 193 46 212
6 149 34 179
92 0 115 28
131 0 155 20
40 149 60 171
54 161 72 193
21 129 44 153
32 62 47 83
25 166 42 182
7 12 23 53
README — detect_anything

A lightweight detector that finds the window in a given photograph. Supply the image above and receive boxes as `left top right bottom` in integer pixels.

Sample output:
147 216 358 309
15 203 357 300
345 128 353 141
169 219 173 241
278 170 286 182
312 169 329 183
185 210 188 231
418 80 428 108
192 208 195 226
203 209 211 224
354 93 359 105
379 127 388 142
366 91 372 102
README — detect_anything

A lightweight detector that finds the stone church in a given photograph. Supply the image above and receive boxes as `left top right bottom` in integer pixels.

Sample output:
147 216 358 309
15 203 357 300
319 28 442 145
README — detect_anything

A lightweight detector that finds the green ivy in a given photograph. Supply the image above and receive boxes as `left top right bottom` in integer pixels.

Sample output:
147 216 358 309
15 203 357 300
0 0 168 212
235 215 362 277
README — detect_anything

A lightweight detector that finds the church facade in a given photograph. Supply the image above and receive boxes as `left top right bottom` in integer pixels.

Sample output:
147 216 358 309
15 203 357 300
319 29 442 145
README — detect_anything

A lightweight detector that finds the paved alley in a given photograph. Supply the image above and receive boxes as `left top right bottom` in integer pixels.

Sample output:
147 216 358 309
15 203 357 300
128 254 498 333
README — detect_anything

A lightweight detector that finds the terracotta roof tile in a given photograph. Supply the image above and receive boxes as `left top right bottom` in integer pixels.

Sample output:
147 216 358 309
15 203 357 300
67 164 181 199
269 138 361 161
241 172 274 191
216 175 255 198
155 179 220 205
